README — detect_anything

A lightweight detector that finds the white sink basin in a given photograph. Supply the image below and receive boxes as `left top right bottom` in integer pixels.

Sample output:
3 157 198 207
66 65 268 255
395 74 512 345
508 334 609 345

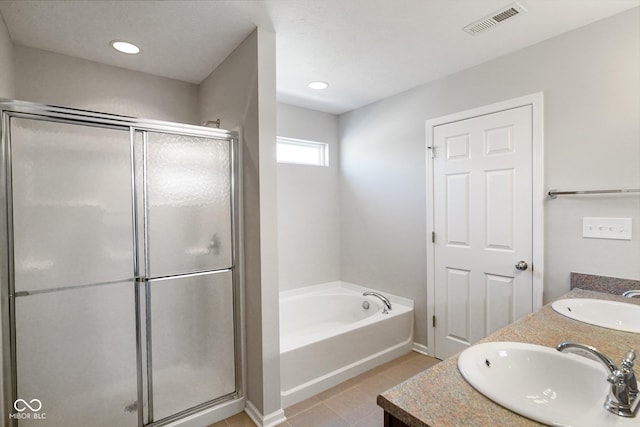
458 342 637 426
552 298 640 333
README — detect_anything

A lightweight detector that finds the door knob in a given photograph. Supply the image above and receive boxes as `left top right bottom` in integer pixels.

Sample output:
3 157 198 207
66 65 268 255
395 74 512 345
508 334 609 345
515 260 528 271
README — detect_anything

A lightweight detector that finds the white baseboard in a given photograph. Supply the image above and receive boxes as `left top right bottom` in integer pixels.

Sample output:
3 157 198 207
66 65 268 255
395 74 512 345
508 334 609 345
412 342 429 356
245 400 287 427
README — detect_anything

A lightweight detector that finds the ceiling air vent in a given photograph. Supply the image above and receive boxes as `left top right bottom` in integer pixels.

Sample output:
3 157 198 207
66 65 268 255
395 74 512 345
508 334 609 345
463 2 527 36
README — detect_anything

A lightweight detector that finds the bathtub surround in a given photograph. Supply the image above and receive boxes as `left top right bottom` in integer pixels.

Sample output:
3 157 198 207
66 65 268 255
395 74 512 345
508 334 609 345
338 7 640 349
279 282 413 407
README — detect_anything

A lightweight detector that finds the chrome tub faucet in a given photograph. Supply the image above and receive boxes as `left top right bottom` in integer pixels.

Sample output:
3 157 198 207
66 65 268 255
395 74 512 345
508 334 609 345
622 290 640 298
363 292 392 314
557 342 639 417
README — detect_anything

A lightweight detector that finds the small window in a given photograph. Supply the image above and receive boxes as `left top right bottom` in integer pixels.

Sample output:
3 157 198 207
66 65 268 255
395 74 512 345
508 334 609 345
277 137 329 166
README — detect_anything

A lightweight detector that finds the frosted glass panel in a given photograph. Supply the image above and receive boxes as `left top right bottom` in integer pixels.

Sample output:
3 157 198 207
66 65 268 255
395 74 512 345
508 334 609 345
145 132 232 277
150 271 235 421
5 112 239 426
11 118 133 292
15 282 138 427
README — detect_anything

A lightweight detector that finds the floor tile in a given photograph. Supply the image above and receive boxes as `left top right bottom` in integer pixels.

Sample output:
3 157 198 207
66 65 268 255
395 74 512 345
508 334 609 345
226 411 257 426
354 371 402 398
351 407 384 427
406 353 440 370
216 351 440 427
385 354 439 383
386 351 417 365
316 379 356 401
284 396 321 418
287 403 348 427
323 386 379 424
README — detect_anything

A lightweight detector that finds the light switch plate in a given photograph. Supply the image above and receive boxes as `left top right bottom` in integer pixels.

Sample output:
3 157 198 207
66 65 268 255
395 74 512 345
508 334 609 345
583 217 632 240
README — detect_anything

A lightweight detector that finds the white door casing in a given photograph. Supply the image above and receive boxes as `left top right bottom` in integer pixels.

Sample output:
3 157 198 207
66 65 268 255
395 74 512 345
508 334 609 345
425 94 544 360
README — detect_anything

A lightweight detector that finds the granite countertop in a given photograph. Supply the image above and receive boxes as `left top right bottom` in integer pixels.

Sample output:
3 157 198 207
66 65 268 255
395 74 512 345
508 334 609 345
377 289 640 427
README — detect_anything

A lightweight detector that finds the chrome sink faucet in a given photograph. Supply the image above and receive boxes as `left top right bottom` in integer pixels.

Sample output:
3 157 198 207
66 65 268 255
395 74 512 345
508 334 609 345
363 292 392 314
556 342 639 417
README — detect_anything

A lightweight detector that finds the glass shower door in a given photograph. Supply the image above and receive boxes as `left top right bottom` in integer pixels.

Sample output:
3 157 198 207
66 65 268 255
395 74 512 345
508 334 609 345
9 117 138 427
141 131 236 422
148 272 235 421
2 103 240 427
143 131 233 277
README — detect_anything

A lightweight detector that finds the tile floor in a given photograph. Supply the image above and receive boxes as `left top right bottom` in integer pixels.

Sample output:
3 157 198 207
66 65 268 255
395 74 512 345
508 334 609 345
209 351 440 427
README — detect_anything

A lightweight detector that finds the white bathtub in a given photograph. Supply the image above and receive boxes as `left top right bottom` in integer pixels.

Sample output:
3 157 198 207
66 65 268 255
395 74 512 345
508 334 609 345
279 281 414 407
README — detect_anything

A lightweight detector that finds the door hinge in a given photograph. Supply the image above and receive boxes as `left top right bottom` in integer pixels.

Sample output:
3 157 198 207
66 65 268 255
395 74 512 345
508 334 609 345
432 231 435 243
428 146 435 158
432 315 436 327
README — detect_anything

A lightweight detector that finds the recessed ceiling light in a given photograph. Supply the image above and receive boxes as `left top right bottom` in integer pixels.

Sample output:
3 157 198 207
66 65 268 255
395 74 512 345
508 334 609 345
110 40 140 55
308 81 329 90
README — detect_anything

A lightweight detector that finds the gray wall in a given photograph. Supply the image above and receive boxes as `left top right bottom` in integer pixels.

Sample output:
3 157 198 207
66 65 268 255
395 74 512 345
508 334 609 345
0 15 13 99
276 103 340 290
339 8 640 347
14 46 199 124
200 28 281 418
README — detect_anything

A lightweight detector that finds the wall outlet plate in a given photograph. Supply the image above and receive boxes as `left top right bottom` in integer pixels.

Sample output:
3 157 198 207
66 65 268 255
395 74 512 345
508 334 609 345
583 217 632 240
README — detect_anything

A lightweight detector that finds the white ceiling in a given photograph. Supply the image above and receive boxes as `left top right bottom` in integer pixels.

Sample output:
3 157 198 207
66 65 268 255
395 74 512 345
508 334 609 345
0 0 638 114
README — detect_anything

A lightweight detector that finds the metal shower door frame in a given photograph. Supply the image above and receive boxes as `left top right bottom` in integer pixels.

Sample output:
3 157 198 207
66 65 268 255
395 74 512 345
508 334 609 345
0 99 243 427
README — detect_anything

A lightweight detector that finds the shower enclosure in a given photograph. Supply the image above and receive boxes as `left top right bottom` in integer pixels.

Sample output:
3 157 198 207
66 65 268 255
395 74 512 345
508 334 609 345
0 100 241 426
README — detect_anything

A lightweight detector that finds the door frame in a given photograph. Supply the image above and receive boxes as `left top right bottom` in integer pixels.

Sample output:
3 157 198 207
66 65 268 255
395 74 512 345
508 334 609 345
425 93 544 357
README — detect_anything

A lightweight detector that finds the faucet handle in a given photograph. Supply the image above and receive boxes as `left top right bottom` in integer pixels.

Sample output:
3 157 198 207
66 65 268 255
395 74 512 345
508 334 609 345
621 350 638 398
622 350 636 369
608 370 626 386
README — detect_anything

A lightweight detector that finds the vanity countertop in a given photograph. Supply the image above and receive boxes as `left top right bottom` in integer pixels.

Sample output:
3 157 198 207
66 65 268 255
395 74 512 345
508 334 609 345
377 289 640 427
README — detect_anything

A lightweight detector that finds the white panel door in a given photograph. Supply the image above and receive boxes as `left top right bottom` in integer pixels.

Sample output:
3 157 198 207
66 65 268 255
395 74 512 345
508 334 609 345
433 106 533 359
